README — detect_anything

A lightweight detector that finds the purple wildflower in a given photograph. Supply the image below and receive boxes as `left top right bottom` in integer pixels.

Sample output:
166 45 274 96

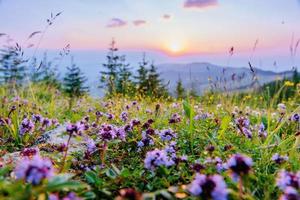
20 147 39 157
137 131 154 150
276 170 300 191
227 154 253 180
42 118 52 128
130 119 141 128
52 119 60 127
158 129 177 142
271 153 288 164
0 117 11 126
85 137 96 154
14 155 54 185
95 111 103 118
144 149 175 170
19 118 35 136
169 113 181 124
279 187 300 200
66 122 85 136
291 113 299 122
188 174 228 200
98 124 116 141
120 111 128 122
62 192 82 200
32 114 43 123
116 127 126 141
258 123 267 138
106 113 114 120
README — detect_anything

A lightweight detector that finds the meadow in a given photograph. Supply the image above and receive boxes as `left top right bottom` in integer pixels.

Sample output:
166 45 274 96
0 81 299 200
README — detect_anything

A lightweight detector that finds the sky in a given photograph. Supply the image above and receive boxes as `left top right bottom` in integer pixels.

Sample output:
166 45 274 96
0 0 300 71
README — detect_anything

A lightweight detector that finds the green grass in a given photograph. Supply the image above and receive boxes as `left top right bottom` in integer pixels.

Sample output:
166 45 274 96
0 82 299 200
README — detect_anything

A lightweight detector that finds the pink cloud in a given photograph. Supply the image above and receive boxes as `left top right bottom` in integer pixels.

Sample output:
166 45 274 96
106 18 127 28
133 20 146 26
162 14 171 20
184 0 218 9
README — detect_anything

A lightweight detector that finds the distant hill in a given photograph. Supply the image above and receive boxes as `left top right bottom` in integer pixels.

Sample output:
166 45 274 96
157 62 293 94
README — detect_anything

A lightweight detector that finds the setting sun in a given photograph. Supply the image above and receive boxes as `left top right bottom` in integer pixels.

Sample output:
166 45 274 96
169 42 182 53
164 41 186 55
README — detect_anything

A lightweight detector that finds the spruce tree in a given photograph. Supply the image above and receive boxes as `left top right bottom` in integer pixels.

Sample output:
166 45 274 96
175 76 185 99
100 39 122 95
116 55 133 96
30 53 61 88
0 45 27 86
147 62 168 97
134 53 149 96
63 57 89 109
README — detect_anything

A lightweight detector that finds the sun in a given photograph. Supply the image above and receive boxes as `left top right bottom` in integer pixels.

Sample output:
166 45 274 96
169 43 182 53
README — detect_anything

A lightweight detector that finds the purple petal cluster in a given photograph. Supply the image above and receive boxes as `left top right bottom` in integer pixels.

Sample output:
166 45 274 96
19 118 35 136
98 124 116 141
120 111 128 122
14 155 54 185
277 170 300 200
235 117 252 138
258 123 267 138
66 122 85 135
272 153 288 164
158 129 177 142
276 170 300 191
144 149 175 170
226 154 253 180
188 174 228 200
169 113 181 124
0 117 11 126
137 131 154 150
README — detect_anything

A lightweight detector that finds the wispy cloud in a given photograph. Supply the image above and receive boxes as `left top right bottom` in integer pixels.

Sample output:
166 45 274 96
133 20 146 26
184 0 218 9
106 18 127 28
162 14 171 20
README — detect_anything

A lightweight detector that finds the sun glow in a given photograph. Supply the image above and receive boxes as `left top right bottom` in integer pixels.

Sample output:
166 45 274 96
165 41 186 55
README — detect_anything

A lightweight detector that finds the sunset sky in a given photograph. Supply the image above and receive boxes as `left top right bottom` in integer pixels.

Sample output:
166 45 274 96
0 0 300 70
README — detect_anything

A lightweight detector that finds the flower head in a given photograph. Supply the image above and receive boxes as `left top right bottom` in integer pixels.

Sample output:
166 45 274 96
276 170 300 191
189 174 228 200
14 155 54 185
158 129 177 142
227 154 252 180
66 122 85 135
19 118 35 136
169 113 181 124
279 187 300 200
98 124 116 141
271 153 288 164
120 111 128 122
144 149 174 170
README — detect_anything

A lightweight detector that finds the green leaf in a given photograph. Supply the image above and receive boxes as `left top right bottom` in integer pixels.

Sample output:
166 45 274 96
219 115 231 138
105 168 117 179
46 175 86 191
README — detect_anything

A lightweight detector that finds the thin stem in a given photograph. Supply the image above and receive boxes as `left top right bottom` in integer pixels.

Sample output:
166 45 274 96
59 132 72 173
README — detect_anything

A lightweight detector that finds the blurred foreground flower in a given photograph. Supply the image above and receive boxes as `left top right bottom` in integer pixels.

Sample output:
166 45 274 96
14 154 54 185
188 174 228 200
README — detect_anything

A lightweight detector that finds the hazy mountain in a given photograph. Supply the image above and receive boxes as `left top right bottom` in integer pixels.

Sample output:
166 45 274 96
157 62 293 95
84 62 293 97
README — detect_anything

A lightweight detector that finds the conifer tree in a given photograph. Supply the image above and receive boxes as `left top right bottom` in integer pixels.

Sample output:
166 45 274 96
147 62 168 97
63 57 89 109
0 45 27 86
175 76 185 99
134 53 149 96
30 53 61 88
116 55 133 96
100 39 122 95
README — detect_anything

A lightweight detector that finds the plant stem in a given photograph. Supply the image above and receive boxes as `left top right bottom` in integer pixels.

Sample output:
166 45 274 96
59 132 72 173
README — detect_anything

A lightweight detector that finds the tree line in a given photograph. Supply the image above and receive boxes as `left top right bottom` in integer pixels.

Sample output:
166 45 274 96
0 40 189 106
